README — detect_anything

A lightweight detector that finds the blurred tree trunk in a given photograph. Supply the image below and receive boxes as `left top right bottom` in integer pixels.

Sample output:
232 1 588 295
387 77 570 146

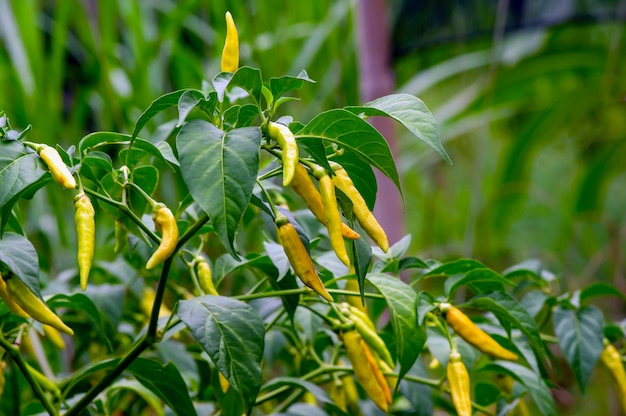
356 0 405 247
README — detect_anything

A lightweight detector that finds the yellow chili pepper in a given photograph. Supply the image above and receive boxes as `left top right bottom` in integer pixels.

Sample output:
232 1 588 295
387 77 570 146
37 144 76 189
221 11 239 73
329 378 347 411
0 272 30 319
440 303 518 361
219 372 230 394
342 330 388 412
377 359 398 392
146 204 179 270
43 325 66 350
197 258 218 296
2 274 74 335
340 304 394 368
276 215 333 302
331 163 388 252
74 193 95 291
447 349 472 416
317 172 350 266
361 339 392 405
290 164 360 239
268 122 299 187
141 287 171 319
600 339 626 414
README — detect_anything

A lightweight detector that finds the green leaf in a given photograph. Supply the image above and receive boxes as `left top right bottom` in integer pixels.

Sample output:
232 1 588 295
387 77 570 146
445 268 515 297
176 89 207 127
177 296 264 409
229 67 264 104
0 232 41 298
579 283 626 304
424 258 486 277
553 305 604 392
416 291 436 326
176 120 261 258
297 109 402 196
366 272 424 382
268 69 315 100
463 291 545 355
48 292 109 339
480 361 557 416
129 89 192 150
0 141 48 208
346 93 451 164
128 358 198 416
106 379 165 416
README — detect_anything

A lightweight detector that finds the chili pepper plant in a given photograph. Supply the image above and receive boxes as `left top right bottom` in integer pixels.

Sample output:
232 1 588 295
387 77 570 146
0 11 624 416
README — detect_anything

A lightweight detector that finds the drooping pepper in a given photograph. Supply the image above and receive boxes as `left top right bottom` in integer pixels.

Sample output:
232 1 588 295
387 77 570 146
197 258 218 296
37 144 76 189
600 339 626 414
268 122 299 187
221 11 239 73
331 163 388 252
2 274 74 335
350 311 394 369
447 349 472 416
276 214 333 302
342 330 388 412
74 193 95 291
361 339 392 405
0 272 30 319
290 164 360 239
440 303 518 361
317 171 350 266
146 204 179 270
43 325 66 350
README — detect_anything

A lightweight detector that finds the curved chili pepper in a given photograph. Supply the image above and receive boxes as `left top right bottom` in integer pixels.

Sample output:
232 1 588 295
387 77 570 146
600 339 626 414
221 11 239 73
38 144 76 189
268 122 299 186
146 204 179 270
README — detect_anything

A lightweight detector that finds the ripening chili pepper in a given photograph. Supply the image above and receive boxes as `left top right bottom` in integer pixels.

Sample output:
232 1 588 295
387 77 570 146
141 287 171 319
377 359 398 392
331 163 389 252
447 349 472 416
37 144 76 189
317 172 350 266
276 215 333 302
268 122 299 186
440 303 518 361
43 325 66 350
349 312 394 369
342 330 388 412
2 274 74 335
600 339 626 414
0 272 30 319
197 258 218 296
341 371 363 416
25 363 60 396
219 372 230 393
361 339 392 405
329 378 348 411
290 164 360 239
74 193 95 291
221 11 239 73
146 204 179 270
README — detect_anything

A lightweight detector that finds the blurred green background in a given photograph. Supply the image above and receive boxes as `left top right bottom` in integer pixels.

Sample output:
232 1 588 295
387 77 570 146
1 1 625 411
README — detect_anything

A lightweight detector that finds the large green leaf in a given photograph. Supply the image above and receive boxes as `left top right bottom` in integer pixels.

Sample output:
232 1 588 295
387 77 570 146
177 296 264 409
480 361 556 416
106 380 165 416
366 272 424 382
0 141 48 207
176 120 261 258
445 268 515 297
463 291 545 355
297 109 401 195
268 69 315 100
128 358 197 416
345 93 450 164
553 305 604 392
0 232 41 298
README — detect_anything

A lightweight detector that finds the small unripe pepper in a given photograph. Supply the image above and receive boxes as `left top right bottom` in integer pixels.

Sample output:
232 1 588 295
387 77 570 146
440 303 518 361
290 164 360 239
447 349 472 416
2 274 74 335
268 122 299 186
331 163 388 252
317 172 350 266
342 330 388 412
37 144 76 189
276 215 333 302
43 325 66 350
74 193 95 291
600 339 626 414
146 204 179 270
197 258 218 296
221 11 239 73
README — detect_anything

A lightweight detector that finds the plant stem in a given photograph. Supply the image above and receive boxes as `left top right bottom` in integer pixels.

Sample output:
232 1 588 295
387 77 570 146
0 335 58 416
235 288 307 301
